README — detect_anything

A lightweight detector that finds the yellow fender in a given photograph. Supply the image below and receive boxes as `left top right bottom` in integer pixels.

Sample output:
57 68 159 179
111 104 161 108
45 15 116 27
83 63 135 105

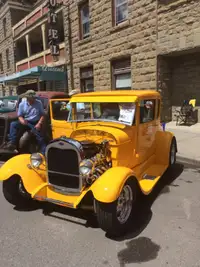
155 130 176 165
0 154 47 195
90 167 138 203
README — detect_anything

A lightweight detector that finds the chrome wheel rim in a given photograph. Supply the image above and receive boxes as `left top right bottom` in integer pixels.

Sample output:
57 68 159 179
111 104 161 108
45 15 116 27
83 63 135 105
170 143 176 164
116 184 133 224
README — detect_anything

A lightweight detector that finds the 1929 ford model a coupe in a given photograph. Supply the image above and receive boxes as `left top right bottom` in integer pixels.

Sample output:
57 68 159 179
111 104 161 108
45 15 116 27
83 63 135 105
0 90 177 236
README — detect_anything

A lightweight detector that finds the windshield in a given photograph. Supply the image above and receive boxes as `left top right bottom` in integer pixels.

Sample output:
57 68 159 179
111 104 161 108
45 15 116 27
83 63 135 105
0 97 18 111
68 102 136 126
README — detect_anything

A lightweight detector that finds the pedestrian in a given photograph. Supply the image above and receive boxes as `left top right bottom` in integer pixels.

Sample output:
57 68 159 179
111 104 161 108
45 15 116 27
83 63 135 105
4 90 46 154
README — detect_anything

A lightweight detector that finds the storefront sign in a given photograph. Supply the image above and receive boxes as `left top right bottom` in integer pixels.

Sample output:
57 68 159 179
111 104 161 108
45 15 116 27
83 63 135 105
48 0 60 58
42 66 65 72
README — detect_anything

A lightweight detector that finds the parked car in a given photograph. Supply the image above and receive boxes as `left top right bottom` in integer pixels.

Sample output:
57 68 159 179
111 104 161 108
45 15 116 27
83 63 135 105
0 91 69 158
0 96 18 113
0 90 177 236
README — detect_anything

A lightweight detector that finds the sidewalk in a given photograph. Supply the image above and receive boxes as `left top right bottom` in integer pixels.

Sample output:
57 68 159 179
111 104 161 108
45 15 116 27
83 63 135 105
166 122 200 167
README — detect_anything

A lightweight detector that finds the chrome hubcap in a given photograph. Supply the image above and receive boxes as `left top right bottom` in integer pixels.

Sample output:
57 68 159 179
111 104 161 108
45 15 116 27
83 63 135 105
171 143 176 164
116 184 133 224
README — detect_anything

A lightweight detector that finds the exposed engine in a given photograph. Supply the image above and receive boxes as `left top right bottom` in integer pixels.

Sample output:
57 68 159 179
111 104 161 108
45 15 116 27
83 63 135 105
79 140 112 185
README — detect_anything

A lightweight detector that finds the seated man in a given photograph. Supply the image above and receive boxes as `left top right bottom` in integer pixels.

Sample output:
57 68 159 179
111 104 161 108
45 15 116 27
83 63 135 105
4 90 46 154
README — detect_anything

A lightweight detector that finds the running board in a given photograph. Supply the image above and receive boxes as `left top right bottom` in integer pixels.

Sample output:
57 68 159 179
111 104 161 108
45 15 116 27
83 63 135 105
139 164 168 194
34 195 75 208
143 174 157 180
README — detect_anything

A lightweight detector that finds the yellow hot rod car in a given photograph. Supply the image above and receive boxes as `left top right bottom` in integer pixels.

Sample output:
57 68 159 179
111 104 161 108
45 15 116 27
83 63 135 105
0 90 177 236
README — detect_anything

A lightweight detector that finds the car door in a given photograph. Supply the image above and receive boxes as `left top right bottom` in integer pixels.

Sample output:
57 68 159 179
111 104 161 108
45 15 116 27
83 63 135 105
49 99 73 139
137 98 157 164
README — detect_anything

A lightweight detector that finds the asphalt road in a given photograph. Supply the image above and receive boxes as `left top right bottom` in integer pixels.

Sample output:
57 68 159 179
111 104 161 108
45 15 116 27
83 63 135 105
0 164 200 267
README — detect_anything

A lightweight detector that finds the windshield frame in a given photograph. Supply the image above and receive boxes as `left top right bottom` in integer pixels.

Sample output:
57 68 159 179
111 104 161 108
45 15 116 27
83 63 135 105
68 101 136 126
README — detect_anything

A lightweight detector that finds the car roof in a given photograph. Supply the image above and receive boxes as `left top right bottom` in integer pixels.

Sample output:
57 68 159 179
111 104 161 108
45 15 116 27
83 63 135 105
35 91 68 99
75 90 160 97
71 90 160 103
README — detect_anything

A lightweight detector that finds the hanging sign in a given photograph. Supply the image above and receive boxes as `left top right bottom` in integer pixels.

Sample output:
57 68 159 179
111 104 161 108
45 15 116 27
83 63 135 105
48 0 60 58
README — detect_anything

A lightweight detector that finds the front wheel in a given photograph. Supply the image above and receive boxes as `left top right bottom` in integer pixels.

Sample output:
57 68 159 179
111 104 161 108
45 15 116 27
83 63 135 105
2 175 32 206
96 179 140 237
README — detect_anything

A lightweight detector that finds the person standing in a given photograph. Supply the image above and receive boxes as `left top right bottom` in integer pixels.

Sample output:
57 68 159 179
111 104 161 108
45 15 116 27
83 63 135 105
4 90 46 154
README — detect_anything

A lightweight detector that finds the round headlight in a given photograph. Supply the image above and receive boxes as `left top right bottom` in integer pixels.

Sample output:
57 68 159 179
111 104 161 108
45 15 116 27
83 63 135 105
80 166 91 176
30 153 43 168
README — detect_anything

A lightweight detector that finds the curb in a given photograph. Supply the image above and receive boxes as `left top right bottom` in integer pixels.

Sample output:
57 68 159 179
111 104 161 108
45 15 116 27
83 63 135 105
176 155 200 168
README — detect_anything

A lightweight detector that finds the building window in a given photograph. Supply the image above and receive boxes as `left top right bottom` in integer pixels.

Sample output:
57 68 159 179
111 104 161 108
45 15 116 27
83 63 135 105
112 58 131 90
79 1 90 39
0 54 3 72
80 66 94 92
6 49 10 69
113 0 128 26
3 17 6 37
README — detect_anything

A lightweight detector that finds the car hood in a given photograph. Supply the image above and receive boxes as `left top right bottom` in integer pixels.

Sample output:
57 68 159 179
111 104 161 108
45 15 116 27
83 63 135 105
70 124 133 145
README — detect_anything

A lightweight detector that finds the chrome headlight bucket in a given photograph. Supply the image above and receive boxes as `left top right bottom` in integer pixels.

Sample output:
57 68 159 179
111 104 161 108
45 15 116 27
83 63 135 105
80 166 91 176
79 159 93 177
30 153 43 168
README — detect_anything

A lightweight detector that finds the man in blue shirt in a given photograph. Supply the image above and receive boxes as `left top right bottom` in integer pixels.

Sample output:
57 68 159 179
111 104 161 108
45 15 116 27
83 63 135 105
5 90 46 154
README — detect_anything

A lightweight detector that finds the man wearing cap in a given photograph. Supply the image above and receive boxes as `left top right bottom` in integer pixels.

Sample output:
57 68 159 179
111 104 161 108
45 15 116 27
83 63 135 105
4 90 46 154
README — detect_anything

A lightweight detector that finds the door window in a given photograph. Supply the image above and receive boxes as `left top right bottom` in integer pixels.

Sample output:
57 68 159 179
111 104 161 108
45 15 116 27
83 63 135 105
51 100 69 121
140 99 156 123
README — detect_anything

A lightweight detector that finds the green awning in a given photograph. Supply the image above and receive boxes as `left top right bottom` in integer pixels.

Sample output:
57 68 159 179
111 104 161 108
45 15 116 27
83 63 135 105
0 66 67 85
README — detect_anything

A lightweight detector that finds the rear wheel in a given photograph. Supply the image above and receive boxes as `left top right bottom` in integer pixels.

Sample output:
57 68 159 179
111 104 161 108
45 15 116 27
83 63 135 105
96 179 140 237
169 137 177 166
2 175 32 206
18 131 39 154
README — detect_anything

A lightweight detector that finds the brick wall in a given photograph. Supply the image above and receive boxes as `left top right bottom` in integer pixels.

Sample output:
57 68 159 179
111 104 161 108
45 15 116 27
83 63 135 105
63 0 157 92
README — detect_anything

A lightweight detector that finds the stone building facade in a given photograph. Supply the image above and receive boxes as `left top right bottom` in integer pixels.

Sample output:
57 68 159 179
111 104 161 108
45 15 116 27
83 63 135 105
63 0 200 121
63 0 157 92
1 0 200 121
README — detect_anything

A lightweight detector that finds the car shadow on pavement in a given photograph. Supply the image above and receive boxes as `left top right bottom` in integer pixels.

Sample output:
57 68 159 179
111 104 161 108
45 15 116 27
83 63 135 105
43 204 99 228
14 201 98 228
108 163 184 242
